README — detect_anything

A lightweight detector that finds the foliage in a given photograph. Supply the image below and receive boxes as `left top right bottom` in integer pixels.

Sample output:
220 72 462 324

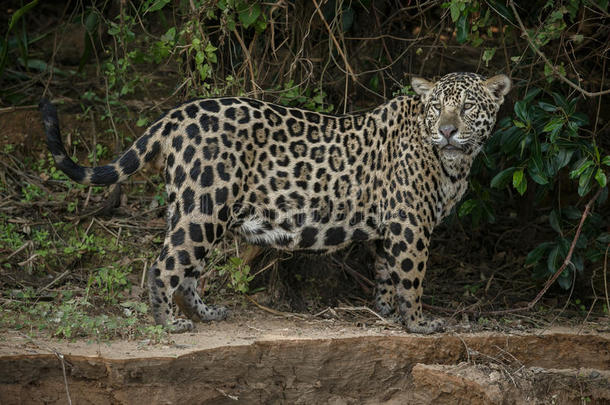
0 0 40 79
277 81 334 113
0 0 608 328
217 256 254 294
88 264 132 304
461 88 608 289
1 295 169 342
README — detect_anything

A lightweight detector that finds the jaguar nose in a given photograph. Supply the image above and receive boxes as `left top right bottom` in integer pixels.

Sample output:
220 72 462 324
439 125 458 139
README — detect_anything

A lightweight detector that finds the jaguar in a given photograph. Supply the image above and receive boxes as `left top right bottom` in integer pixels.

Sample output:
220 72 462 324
40 72 511 333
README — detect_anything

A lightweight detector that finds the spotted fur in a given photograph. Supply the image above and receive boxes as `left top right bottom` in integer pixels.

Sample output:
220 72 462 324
40 72 511 333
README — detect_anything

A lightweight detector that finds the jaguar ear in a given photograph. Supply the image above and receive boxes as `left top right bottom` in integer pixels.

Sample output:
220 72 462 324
411 77 434 99
483 74 511 105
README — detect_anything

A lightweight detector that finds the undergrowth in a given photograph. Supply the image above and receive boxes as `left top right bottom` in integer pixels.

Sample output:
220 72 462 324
0 0 608 340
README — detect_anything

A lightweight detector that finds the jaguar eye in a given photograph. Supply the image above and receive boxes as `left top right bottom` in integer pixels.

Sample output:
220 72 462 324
431 102 441 112
463 102 474 111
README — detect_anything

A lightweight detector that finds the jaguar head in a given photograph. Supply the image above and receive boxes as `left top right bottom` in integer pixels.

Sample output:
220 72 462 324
412 72 511 162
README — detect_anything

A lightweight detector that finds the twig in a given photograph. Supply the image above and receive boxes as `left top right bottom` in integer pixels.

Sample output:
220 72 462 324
1 241 33 264
425 187 603 318
57 351 72 405
508 0 610 97
246 294 306 319
330 257 374 294
37 270 70 293
17 333 72 405
311 0 357 82
215 388 238 401
604 246 610 310
334 306 393 325
231 28 259 95
0 104 38 113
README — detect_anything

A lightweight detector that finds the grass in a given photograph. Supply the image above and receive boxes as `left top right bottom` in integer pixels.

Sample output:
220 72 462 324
1 296 169 343
0 141 176 342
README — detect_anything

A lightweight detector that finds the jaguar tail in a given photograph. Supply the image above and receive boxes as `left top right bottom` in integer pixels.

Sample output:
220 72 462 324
39 99 163 185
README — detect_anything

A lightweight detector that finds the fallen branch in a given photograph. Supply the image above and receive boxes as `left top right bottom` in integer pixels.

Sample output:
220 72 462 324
246 294 307 319
486 187 603 315
426 187 603 317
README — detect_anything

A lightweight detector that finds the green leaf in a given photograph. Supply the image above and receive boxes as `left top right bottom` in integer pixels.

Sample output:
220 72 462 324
553 148 574 172
7 0 39 33
525 242 553 265
602 156 610 166
145 0 171 13
572 255 584 272
488 0 516 24
594 168 607 188
490 167 515 188
342 7 355 31
528 165 549 185
482 48 496 66
538 101 557 112
161 27 176 42
514 100 528 121
523 88 541 103
562 206 581 220
570 112 588 126
458 199 477 217
557 270 572 289
570 158 593 179
238 3 261 28
18 58 70 75
578 166 595 196
513 169 527 195
597 233 610 244
547 245 560 273
0 0 40 77
456 14 469 44
369 74 379 91
449 1 461 22
500 127 523 153
552 92 568 110
549 210 561 234
543 117 563 134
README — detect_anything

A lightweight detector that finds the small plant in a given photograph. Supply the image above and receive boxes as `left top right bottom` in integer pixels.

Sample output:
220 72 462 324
1 292 168 342
20 182 43 202
277 80 334 113
87 143 108 163
217 256 254 294
88 264 131 304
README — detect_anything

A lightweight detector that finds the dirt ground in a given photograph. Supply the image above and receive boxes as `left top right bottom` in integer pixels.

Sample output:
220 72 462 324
1 308 609 405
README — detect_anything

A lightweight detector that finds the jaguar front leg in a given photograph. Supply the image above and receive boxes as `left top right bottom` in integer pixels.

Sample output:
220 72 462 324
375 217 444 334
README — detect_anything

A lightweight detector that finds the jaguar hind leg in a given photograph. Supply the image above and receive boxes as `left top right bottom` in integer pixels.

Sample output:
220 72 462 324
173 276 228 322
147 222 228 332
374 241 397 317
147 261 194 332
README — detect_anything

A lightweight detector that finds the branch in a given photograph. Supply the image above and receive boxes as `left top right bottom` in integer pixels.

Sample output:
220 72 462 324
311 0 357 83
426 187 603 317
487 187 603 315
508 0 610 98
